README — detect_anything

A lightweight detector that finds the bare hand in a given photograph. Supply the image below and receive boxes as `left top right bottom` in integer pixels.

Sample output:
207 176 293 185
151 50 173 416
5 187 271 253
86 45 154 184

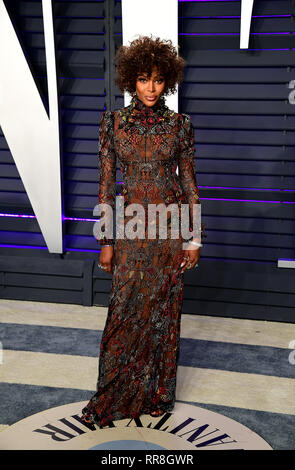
180 247 200 273
99 246 114 274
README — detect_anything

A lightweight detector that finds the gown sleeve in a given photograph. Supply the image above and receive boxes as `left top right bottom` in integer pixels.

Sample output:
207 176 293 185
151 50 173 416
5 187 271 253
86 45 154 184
97 110 116 246
178 113 206 242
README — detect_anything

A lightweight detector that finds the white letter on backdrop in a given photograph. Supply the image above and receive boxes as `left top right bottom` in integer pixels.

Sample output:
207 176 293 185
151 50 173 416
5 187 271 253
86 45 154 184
240 0 255 49
0 0 63 253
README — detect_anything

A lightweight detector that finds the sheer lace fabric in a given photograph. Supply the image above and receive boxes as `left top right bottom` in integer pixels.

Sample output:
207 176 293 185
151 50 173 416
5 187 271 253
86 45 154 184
82 95 205 427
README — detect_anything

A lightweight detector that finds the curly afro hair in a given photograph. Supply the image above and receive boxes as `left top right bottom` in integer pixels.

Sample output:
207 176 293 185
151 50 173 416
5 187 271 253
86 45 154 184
114 35 186 96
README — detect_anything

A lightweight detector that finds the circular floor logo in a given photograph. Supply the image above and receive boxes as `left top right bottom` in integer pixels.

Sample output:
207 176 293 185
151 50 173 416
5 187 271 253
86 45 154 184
0 401 272 450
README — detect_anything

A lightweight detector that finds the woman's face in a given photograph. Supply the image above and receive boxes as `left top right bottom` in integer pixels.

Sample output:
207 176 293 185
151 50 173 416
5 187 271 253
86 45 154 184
135 68 165 107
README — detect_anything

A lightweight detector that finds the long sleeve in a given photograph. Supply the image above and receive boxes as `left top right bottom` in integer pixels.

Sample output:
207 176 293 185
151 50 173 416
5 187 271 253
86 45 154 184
178 113 206 242
97 111 116 246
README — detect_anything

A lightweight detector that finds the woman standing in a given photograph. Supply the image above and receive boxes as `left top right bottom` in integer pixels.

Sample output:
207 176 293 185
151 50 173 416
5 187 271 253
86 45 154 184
81 36 205 427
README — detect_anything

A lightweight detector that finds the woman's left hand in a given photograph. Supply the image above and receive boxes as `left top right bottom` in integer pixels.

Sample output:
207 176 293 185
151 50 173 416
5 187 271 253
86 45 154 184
180 247 200 273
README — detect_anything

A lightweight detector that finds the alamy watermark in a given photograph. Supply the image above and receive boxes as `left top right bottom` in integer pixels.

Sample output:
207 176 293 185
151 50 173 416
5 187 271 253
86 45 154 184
93 197 202 250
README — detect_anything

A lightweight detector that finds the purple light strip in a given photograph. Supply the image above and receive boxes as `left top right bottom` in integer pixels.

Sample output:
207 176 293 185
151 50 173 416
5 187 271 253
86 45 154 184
0 213 35 218
180 32 291 38
179 0 242 2
199 185 283 191
114 34 293 50
180 17 291 20
0 213 100 221
182 45 291 50
62 216 98 222
0 243 99 252
0 242 277 260
1 195 294 223
0 197 294 223
201 197 281 202
117 182 292 192
239 48 290 51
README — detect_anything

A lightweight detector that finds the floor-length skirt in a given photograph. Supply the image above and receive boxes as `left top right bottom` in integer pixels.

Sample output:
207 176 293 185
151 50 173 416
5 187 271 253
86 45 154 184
82 213 185 427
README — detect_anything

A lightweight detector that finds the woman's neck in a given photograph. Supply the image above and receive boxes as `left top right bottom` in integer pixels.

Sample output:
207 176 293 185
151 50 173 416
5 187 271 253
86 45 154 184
132 94 165 113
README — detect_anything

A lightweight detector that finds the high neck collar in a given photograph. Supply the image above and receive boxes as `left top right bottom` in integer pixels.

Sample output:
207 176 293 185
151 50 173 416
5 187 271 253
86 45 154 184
117 92 173 130
130 94 167 115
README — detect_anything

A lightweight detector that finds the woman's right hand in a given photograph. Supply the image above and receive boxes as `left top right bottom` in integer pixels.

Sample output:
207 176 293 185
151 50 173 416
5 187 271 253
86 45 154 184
99 246 114 274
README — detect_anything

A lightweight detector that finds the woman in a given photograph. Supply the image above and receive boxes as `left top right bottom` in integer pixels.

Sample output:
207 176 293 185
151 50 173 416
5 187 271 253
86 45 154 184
81 36 206 427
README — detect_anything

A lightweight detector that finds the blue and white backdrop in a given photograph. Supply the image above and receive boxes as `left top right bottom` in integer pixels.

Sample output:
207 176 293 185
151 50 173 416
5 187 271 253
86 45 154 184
0 0 294 321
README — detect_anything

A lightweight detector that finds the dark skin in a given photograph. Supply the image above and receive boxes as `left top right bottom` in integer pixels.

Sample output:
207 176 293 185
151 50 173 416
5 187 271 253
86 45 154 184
180 243 200 273
97 74 200 420
99 245 114 274
99 243 200 274
99 71 200 273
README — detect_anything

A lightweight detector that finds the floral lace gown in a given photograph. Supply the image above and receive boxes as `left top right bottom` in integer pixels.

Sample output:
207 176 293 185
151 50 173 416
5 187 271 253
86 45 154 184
81 94 205 427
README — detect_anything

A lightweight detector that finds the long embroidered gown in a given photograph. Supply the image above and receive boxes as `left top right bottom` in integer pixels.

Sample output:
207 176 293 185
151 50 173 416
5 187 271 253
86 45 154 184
81 94 205 427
